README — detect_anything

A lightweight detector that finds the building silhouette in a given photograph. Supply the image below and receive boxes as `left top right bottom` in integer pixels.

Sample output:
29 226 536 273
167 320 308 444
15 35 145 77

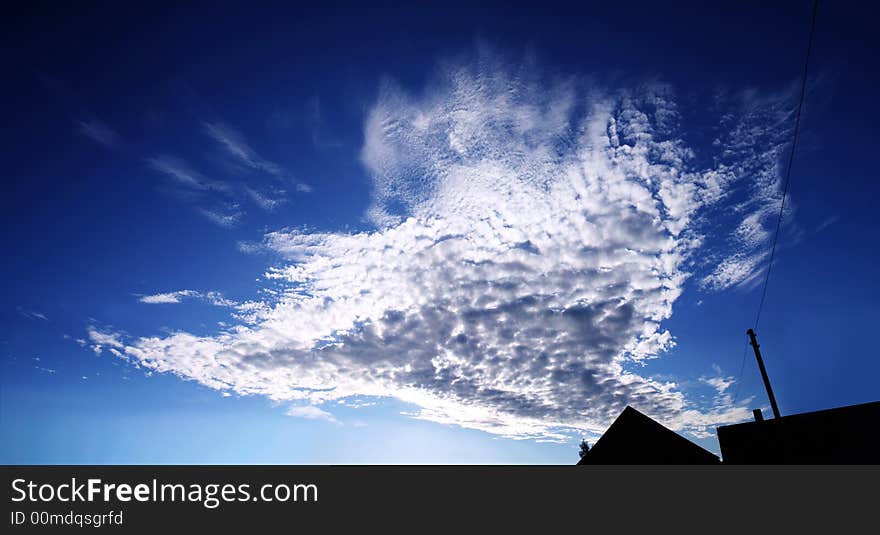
576 401 879 464
576 406 720 464
717 400 880 464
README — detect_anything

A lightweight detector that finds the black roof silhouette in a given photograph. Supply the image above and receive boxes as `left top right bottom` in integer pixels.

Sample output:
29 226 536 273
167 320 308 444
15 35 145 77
577 406 720 465
717 400 880 464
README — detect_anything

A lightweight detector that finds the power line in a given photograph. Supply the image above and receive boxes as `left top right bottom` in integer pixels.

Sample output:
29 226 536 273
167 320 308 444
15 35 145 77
753 0 819 330
731 338 749 405
732 0 819 406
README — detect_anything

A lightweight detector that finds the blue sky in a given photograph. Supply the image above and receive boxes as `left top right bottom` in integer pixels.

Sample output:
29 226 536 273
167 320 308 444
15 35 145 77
2 1 878 464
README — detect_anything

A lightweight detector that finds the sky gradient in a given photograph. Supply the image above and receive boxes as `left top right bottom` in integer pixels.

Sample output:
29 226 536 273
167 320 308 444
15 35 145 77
2 1 879 463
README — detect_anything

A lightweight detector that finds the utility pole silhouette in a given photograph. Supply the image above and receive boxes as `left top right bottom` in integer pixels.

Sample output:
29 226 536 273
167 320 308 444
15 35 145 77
747 329 781 420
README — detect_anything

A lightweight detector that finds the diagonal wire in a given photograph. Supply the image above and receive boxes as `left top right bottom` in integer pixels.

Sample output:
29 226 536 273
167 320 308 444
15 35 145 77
732 0 819 405
731 337 750 406
753 0 819 331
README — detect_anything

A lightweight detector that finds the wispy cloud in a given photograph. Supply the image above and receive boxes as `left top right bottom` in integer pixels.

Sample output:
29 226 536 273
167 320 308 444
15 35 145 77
816 215 839 233
204 121 312 195
286 405 341 424
18 308 48 321
199 206 243 228
244 185 286 211
146 155 252 227
697 86 803 290
147 155 228 192
203 122 282 176
79 119 121 148
98 52 800 441
306 96 343 150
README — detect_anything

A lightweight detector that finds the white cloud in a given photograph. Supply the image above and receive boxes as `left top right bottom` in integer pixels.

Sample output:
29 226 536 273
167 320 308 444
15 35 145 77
702 375 735 395
700 251 768 291
139 290 199 304
286 405 341 424
100 53 799 441
696 87 800 290
137 290 270 324
237 241 266 255
87 327 124 356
